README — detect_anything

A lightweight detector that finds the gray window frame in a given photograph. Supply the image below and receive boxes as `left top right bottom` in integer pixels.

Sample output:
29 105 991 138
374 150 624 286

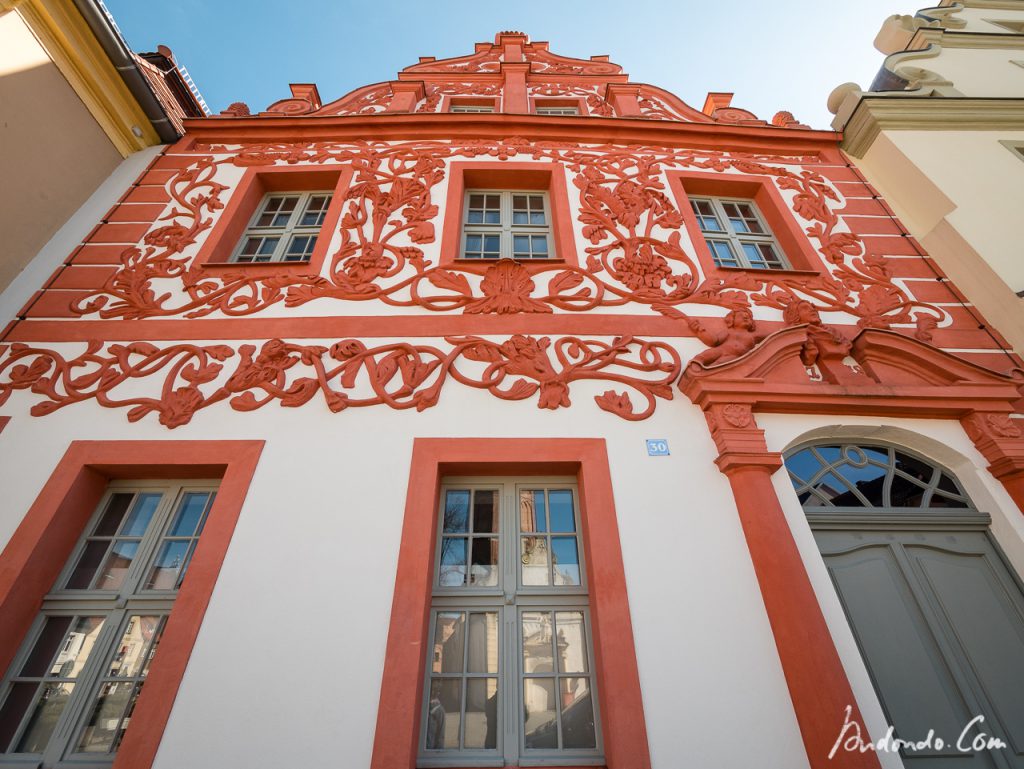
230 190 333 264
419 478 603 768
690 196 789 270
460 190 554 261
0 480 218 769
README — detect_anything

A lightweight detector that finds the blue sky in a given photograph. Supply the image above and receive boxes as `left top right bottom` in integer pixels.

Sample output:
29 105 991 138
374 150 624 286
103 0 928 129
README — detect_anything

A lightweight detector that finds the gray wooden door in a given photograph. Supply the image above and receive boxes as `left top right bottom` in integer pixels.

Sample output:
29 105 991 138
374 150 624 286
815 527 1024 768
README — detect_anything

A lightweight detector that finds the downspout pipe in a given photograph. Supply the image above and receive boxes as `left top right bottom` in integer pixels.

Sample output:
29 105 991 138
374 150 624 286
70 0 181 143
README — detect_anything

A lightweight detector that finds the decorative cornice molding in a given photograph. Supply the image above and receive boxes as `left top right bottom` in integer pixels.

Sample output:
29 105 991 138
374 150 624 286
14 0 160 156
841 97 1024 157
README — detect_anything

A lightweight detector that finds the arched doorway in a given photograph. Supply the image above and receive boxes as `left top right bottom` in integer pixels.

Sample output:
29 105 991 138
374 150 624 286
785 442 1024 768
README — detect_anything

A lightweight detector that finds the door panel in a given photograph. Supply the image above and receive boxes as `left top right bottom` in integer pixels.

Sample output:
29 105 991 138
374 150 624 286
822 542 989 767
817 529 1024 768
909 544 1024 756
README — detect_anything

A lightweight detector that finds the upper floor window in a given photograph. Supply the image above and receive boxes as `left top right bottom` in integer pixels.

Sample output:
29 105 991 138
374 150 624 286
690 197 788 270
450 104 495 113
232 191 333 263
0 481 217 766
461 190 553 260
421 480 601 765
535 106 579 116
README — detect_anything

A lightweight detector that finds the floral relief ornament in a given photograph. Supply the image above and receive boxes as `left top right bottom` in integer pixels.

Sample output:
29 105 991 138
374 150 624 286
0 334 680 428
60 137 945 341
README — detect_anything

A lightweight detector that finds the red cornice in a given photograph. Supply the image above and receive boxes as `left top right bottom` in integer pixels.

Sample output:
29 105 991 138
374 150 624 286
181 112 839 154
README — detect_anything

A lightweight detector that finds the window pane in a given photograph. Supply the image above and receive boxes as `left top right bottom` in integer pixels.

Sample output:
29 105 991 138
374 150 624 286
521 536 550 585
169 493 210 537
55 617 105 678
93 494 134 537
425 679 461 750
522 612 554 673
13 682 74 753
523 678 558 749
560 678 596 748
551 537 581 586
439 539 467 587
257 237 279 256
19 617 73 677
513 234 529 254
75 680 135 753
708 240 738 267
431 613 465 674
120 494 161 537
554 612 588 673
467 613 498 674
531 234 548 253
443 491 470 533
94 541 139 591
0 682 37 751
520 490 547 533
469 538 498 586
66 539 108 590
483 234 500 254
548 490 575 532
145 541 189 591
109 616 162 678
464 678 498 749
742 242 769 269
472 491 497 533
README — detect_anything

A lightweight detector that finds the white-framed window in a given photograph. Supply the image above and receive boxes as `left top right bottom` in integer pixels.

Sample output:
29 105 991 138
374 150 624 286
450 105 495 113
420 479 602 767
535 106 579 116
0 481 218 766
461 190 553 260
231 191 333 263
690 196 789 270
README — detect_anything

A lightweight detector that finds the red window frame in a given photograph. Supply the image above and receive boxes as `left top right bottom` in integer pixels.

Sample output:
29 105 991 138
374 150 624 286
370 438 651 769
193 164 353 276
0 440 263 769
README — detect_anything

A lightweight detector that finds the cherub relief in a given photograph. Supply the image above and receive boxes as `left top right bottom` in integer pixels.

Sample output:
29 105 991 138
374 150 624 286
686 308 762 368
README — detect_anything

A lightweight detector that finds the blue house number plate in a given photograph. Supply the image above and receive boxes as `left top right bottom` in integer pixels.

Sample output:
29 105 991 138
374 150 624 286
646 439 670 456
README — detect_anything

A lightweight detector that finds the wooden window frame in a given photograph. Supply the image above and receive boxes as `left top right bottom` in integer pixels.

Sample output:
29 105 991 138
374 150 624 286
668 169 823 276
440 162 579 273
230 190 334 264
192 164 353 276
689 196 789 270
370 439 651 769
0 441 264 769
460 190 553 261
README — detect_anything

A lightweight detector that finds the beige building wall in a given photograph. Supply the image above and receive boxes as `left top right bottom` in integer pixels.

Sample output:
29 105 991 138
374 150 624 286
0 9 122 293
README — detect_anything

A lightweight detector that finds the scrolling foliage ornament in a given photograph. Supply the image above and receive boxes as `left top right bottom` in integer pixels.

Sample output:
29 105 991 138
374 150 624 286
67 137 943 338
0 335 679 428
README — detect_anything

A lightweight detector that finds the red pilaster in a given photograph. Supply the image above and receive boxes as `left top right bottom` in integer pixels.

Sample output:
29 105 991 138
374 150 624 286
502 62 530 114
704 404 881 769
386 81 425 113
606 83 641 117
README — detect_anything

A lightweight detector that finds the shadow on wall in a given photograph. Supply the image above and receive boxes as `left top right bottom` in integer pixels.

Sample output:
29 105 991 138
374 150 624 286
0 61 123 292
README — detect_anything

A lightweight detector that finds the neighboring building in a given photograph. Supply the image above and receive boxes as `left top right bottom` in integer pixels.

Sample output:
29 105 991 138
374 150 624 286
2 29 1024 769
0 0 205 306
829 0 1024 354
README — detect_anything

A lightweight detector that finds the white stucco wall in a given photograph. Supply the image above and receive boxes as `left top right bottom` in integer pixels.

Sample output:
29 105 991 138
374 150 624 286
0 367 810 769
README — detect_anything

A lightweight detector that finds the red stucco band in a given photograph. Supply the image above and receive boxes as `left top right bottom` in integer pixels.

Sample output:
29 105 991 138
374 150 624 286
370 438 651 769
0 440 264 769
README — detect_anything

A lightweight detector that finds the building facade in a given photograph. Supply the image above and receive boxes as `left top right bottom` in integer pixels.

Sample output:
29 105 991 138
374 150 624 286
0 0 205 313
1 29 1024 769
829 0 1024 355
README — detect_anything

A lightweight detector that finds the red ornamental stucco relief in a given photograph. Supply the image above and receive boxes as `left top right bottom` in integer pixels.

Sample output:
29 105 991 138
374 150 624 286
0 335 679 428
65 137 945 339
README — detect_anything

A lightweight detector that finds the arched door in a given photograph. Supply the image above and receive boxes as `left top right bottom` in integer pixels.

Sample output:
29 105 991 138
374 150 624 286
785 443 1024 768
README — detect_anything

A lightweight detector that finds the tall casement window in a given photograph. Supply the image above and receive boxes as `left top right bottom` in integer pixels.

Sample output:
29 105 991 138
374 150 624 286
0 481 217 767
689 196 788 269
461 191 553 260
421 479 601 767
231 191 333 263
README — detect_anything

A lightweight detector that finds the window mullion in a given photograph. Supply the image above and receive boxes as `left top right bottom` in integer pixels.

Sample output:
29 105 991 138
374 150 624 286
504 604 518 764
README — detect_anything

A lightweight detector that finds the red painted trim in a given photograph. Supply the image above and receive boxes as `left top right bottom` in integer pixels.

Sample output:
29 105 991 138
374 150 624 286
370 438 650 769
439 161 580 271
725 464 880 769
192 164 354 276
0 440 264 769
667 169 823 274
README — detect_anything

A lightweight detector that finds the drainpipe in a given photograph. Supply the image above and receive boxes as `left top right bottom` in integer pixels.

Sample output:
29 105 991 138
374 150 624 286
70 0 181 143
